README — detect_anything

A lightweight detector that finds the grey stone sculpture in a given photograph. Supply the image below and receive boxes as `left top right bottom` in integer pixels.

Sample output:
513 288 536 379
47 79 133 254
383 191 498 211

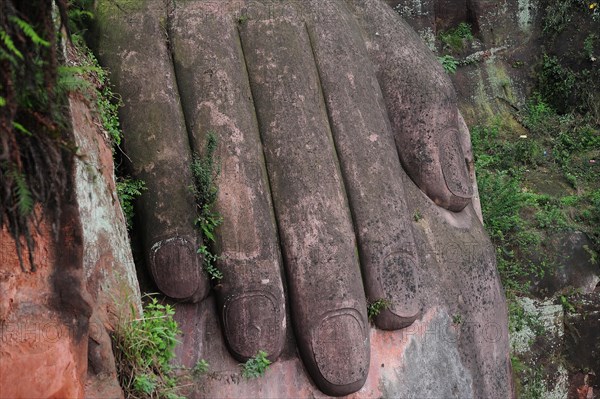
95 0 509 396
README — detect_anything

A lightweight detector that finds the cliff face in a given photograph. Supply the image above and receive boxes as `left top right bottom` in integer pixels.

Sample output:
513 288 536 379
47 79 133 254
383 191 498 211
0 45 141 398
0 217 90 398
70 89 142 398
386 0 538 125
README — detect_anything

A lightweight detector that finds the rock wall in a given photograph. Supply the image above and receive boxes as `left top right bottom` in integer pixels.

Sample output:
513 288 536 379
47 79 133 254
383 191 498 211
0 45 141 398
69 79 142 397
387 0 542 127
0 216 90 398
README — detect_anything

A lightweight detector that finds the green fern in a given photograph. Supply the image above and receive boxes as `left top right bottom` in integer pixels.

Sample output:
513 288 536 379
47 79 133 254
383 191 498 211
0 29 23 59
11 171 34 216
9 17 50 47
0 96 6 107
57 65 94 95
438 55 459 74
116 178 146 228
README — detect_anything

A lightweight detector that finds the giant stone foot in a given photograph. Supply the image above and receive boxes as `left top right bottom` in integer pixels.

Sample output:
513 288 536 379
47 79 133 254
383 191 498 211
95 0 508 397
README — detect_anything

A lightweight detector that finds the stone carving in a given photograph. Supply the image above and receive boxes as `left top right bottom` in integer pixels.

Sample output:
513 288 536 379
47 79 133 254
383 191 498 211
95 0 508 396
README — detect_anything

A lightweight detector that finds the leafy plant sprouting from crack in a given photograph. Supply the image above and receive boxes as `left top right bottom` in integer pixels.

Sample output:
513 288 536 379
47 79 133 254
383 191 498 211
367 298 391 321
438 54 459 74
190 131 224 281
112 296 184 399
241 350 272 379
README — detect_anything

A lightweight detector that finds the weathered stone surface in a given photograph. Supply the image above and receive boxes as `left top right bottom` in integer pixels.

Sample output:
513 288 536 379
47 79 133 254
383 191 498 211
0 93 94 397
169 1 286 362
0 223 89 399
68 63 143 397
348 0 474 212
94 0 511 397
565 293 600 376
531 231 600 298
239 10 369 395
95 0 208 302
174 173 511 398
300 0 420 329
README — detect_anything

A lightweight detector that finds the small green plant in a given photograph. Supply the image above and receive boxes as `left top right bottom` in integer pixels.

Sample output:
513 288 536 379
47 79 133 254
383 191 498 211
191 132 220 209
439 22 473 51
73 35 124 146
452 314 463 324
198 245 223 281
133 373 157 395
117 177 147 228
560 294 576 313
191 132 224 281
237 14 250 24
413 209 423 222
367 298 391 321
196 205 222 243
438 55 459 74
241 350 271 379
193 359 210 376
55 65 96 96
583 33 597 60
54 35 124 147
583 244 598 264
113 296 183 399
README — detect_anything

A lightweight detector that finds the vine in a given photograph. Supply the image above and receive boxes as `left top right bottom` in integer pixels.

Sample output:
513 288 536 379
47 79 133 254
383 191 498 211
190 132 223 281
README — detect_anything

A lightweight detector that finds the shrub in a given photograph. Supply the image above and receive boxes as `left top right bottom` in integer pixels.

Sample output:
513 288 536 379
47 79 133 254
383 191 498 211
116 177 146 228
477 170 525 242
439 22 473 51
241 351 271 379
438 55 459 74
112 297 183 399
